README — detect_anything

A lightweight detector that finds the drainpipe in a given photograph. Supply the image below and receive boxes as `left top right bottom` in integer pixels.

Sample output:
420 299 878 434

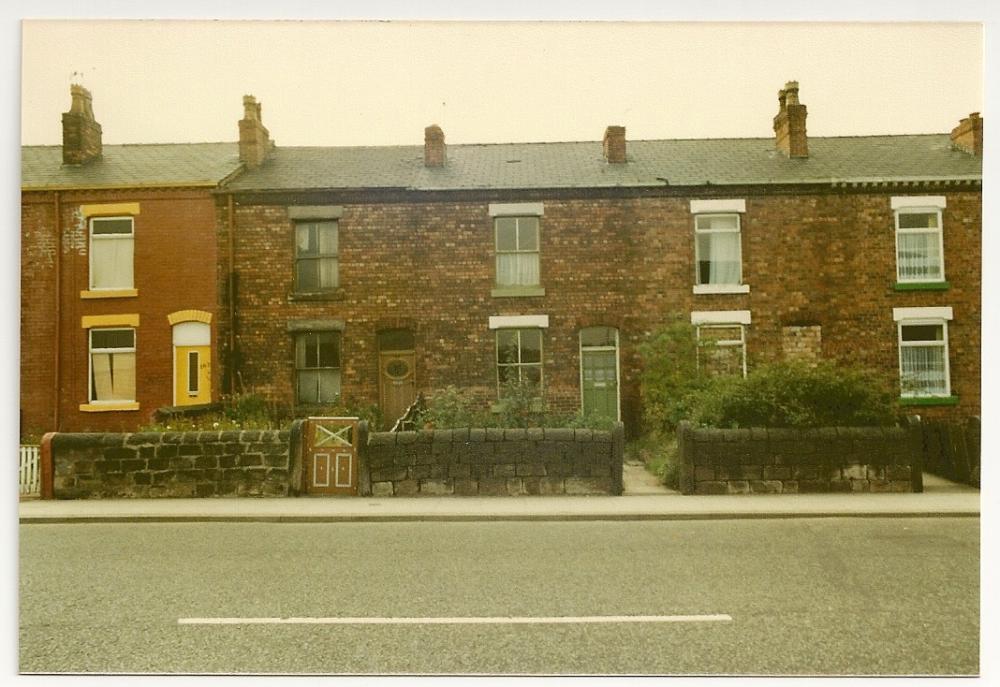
52 191 62 431
227 193 236 395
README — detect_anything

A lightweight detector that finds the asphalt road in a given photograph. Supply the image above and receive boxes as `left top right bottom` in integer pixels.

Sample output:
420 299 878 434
19 518 978 675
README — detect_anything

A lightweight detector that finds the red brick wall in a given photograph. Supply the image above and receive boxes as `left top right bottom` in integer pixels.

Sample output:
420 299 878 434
220 187 980 431
21 189 220 434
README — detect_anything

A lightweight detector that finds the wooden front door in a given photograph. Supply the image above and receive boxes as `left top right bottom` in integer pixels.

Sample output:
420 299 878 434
379 351 416 429
580 326 620 422
304 417 358 495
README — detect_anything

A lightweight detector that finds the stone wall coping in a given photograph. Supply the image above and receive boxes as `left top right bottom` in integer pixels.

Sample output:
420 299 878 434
366 426 618 444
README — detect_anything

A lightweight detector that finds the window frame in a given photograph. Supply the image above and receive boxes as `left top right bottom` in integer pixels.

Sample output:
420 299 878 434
696 323 748 378
894 206 946 284
897 318 951 398
294 219 340 293
88 215 135 291
88 327 137 404
495 327 544 396
693 212 744 288
294 330 342 405
494 215 541 288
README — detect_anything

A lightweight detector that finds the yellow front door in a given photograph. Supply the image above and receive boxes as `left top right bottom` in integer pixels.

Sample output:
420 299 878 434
175 345 211 406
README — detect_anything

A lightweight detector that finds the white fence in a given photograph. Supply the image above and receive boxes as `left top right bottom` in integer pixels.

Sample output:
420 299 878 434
19 445 40 496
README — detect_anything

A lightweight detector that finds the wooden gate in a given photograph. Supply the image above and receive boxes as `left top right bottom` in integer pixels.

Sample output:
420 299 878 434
304 417 359 495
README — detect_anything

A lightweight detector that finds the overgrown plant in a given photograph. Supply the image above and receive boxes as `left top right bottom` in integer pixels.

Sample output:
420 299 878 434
419 386 481 429
637 319 711 433
688 361 898 428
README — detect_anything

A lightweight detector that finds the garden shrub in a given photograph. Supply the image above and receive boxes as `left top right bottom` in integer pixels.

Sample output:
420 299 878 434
637 320 711 433
688 361 898 428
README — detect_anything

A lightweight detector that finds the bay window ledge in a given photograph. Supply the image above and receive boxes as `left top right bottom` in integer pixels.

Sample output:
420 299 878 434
79 402 140 412
693 284 750 295
899 396 959 406
80 289 138 299
491 286 546 298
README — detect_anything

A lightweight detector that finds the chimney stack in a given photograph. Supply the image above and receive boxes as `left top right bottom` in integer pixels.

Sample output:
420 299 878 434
773 80 808 158
238 95 272 170
950 112 983 156
603 125 627 164
424 125 446 167
62 84 103 165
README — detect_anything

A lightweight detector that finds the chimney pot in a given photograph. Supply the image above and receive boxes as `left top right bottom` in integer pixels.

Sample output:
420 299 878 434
424 124 446 167
603 125 627 164
62 84 102 165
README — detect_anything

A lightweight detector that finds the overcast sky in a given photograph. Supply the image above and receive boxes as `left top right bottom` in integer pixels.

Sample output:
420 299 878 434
21 20 983 148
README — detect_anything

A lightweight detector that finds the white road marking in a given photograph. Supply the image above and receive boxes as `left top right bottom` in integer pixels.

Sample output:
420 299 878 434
178 614 732 626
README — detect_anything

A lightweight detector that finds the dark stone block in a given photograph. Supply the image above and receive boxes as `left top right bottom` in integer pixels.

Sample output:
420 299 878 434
278 430 291 442
526 428 544 442
223 443 245 455
104 447 138 462
195 483 216 497
453 479 478 496
240 431 261 442
485 428 505 442
120 459 145 472
126 432 160 446
131 472 152 486
407 465 431 480
574 429 593 442
451 428 470 442
178 444 203 456
100 434 126 447
368 432 396 446
478 478 507 496
516 463 546 477
793 466 819 481
265 455 287 468
397 431 418 445
219 455 238 469
828 479 852 493
395 479 419 495
522 476 542 495
504 428 526 441
429 465 449 478
169 457 195 470
239 454 264 467
543 428 574 441
156 444 178 459
797 480 830 493
468 428 487 442
449 464 471 478
219 431 241 442
694 481 729 495
195 455 218 469
161 432 182 444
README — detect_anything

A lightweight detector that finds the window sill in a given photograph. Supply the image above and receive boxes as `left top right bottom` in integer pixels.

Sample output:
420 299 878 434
693 284 750 295
80 289 138 299
288 290 344 302
899 396 959 406
491 286 546 298
894 281 950 291
79 402 140 412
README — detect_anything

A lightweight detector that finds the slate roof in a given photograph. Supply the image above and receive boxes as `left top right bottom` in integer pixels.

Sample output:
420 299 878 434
224 134 982 193
21 142 241 190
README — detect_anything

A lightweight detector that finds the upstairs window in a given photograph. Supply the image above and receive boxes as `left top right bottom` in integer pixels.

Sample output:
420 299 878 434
295 220 339 292
495 216 540 287
895 208 945 283
496 328 543 393
295 331 341 404
695 214 742 287
89 328 136 403
89 217 134 290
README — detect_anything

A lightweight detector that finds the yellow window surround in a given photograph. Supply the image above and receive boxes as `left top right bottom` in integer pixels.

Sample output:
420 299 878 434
80 202 141 218
80 288 139 299
81 314 140 329
79 401 140 412
167 309 213 325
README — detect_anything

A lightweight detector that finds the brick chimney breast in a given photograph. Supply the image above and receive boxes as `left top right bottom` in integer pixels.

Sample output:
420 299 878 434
603 125 627 163
950 112 983 156
239 95 272 170
61 84 103 165
773 80 808 158
424 124 446 167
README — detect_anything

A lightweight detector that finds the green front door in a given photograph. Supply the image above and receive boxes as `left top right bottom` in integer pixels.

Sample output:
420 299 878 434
581 349 619 421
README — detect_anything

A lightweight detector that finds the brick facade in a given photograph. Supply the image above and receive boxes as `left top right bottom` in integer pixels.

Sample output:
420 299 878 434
20 188 221 434
220 186 981 431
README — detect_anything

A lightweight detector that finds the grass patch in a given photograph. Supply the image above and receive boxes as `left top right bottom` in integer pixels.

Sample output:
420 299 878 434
626 431 680 490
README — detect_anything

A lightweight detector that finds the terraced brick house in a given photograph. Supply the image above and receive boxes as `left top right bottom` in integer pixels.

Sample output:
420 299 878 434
20 85 248 434
216 82 982 432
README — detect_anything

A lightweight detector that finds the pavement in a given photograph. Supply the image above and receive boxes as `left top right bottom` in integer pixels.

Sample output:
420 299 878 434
19 471 978 524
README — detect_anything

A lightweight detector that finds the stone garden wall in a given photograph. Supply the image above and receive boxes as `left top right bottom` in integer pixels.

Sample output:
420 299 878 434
361 425 625 496
45 425 302 499
677 422 922 495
